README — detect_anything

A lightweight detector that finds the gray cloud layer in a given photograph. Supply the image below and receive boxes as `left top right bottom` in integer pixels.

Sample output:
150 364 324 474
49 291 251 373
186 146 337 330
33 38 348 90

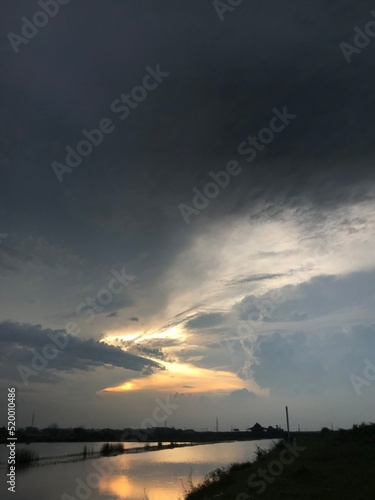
1 0 375 428
0 321 162 383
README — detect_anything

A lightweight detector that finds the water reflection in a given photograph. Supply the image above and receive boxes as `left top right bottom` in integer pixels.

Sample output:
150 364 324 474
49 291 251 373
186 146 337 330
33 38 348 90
100 473 186 500
0 440 276 500
99 475 133 499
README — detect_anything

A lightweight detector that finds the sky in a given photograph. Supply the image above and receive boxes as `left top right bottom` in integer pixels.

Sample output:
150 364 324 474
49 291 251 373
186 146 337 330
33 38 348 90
1 0 375 432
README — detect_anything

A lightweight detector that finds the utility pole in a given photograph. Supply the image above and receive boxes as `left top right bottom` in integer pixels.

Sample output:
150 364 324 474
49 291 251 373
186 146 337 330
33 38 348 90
216 417 218 433
285 406 290 442
31 412 35 428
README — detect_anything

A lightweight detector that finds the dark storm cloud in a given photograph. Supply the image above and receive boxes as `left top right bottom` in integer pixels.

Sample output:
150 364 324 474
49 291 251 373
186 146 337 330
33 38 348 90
0 0 374 434
1 0 375 254
0 321 162 382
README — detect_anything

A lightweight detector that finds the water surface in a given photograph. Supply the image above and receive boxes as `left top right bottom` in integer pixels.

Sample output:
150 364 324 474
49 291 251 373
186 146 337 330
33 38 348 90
0 439 276 499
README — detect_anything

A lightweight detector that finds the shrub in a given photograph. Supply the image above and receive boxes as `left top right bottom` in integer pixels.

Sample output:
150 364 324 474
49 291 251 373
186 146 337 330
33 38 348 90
15 449 39 468
100 442 124 456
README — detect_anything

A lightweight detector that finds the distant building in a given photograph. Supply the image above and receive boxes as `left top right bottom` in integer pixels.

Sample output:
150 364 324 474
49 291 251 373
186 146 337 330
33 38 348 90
246 423 284 438
246 422 266 435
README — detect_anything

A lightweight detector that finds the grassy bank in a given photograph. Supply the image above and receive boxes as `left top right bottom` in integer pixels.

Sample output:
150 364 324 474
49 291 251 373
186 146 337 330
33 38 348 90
184 423 375 499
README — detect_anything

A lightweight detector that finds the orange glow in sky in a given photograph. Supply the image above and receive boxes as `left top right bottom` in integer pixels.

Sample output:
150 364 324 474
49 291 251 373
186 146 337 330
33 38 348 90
101 360 268 396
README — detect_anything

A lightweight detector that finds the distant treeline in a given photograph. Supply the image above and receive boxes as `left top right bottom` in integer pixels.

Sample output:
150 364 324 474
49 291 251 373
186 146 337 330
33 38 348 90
0 424 286 443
